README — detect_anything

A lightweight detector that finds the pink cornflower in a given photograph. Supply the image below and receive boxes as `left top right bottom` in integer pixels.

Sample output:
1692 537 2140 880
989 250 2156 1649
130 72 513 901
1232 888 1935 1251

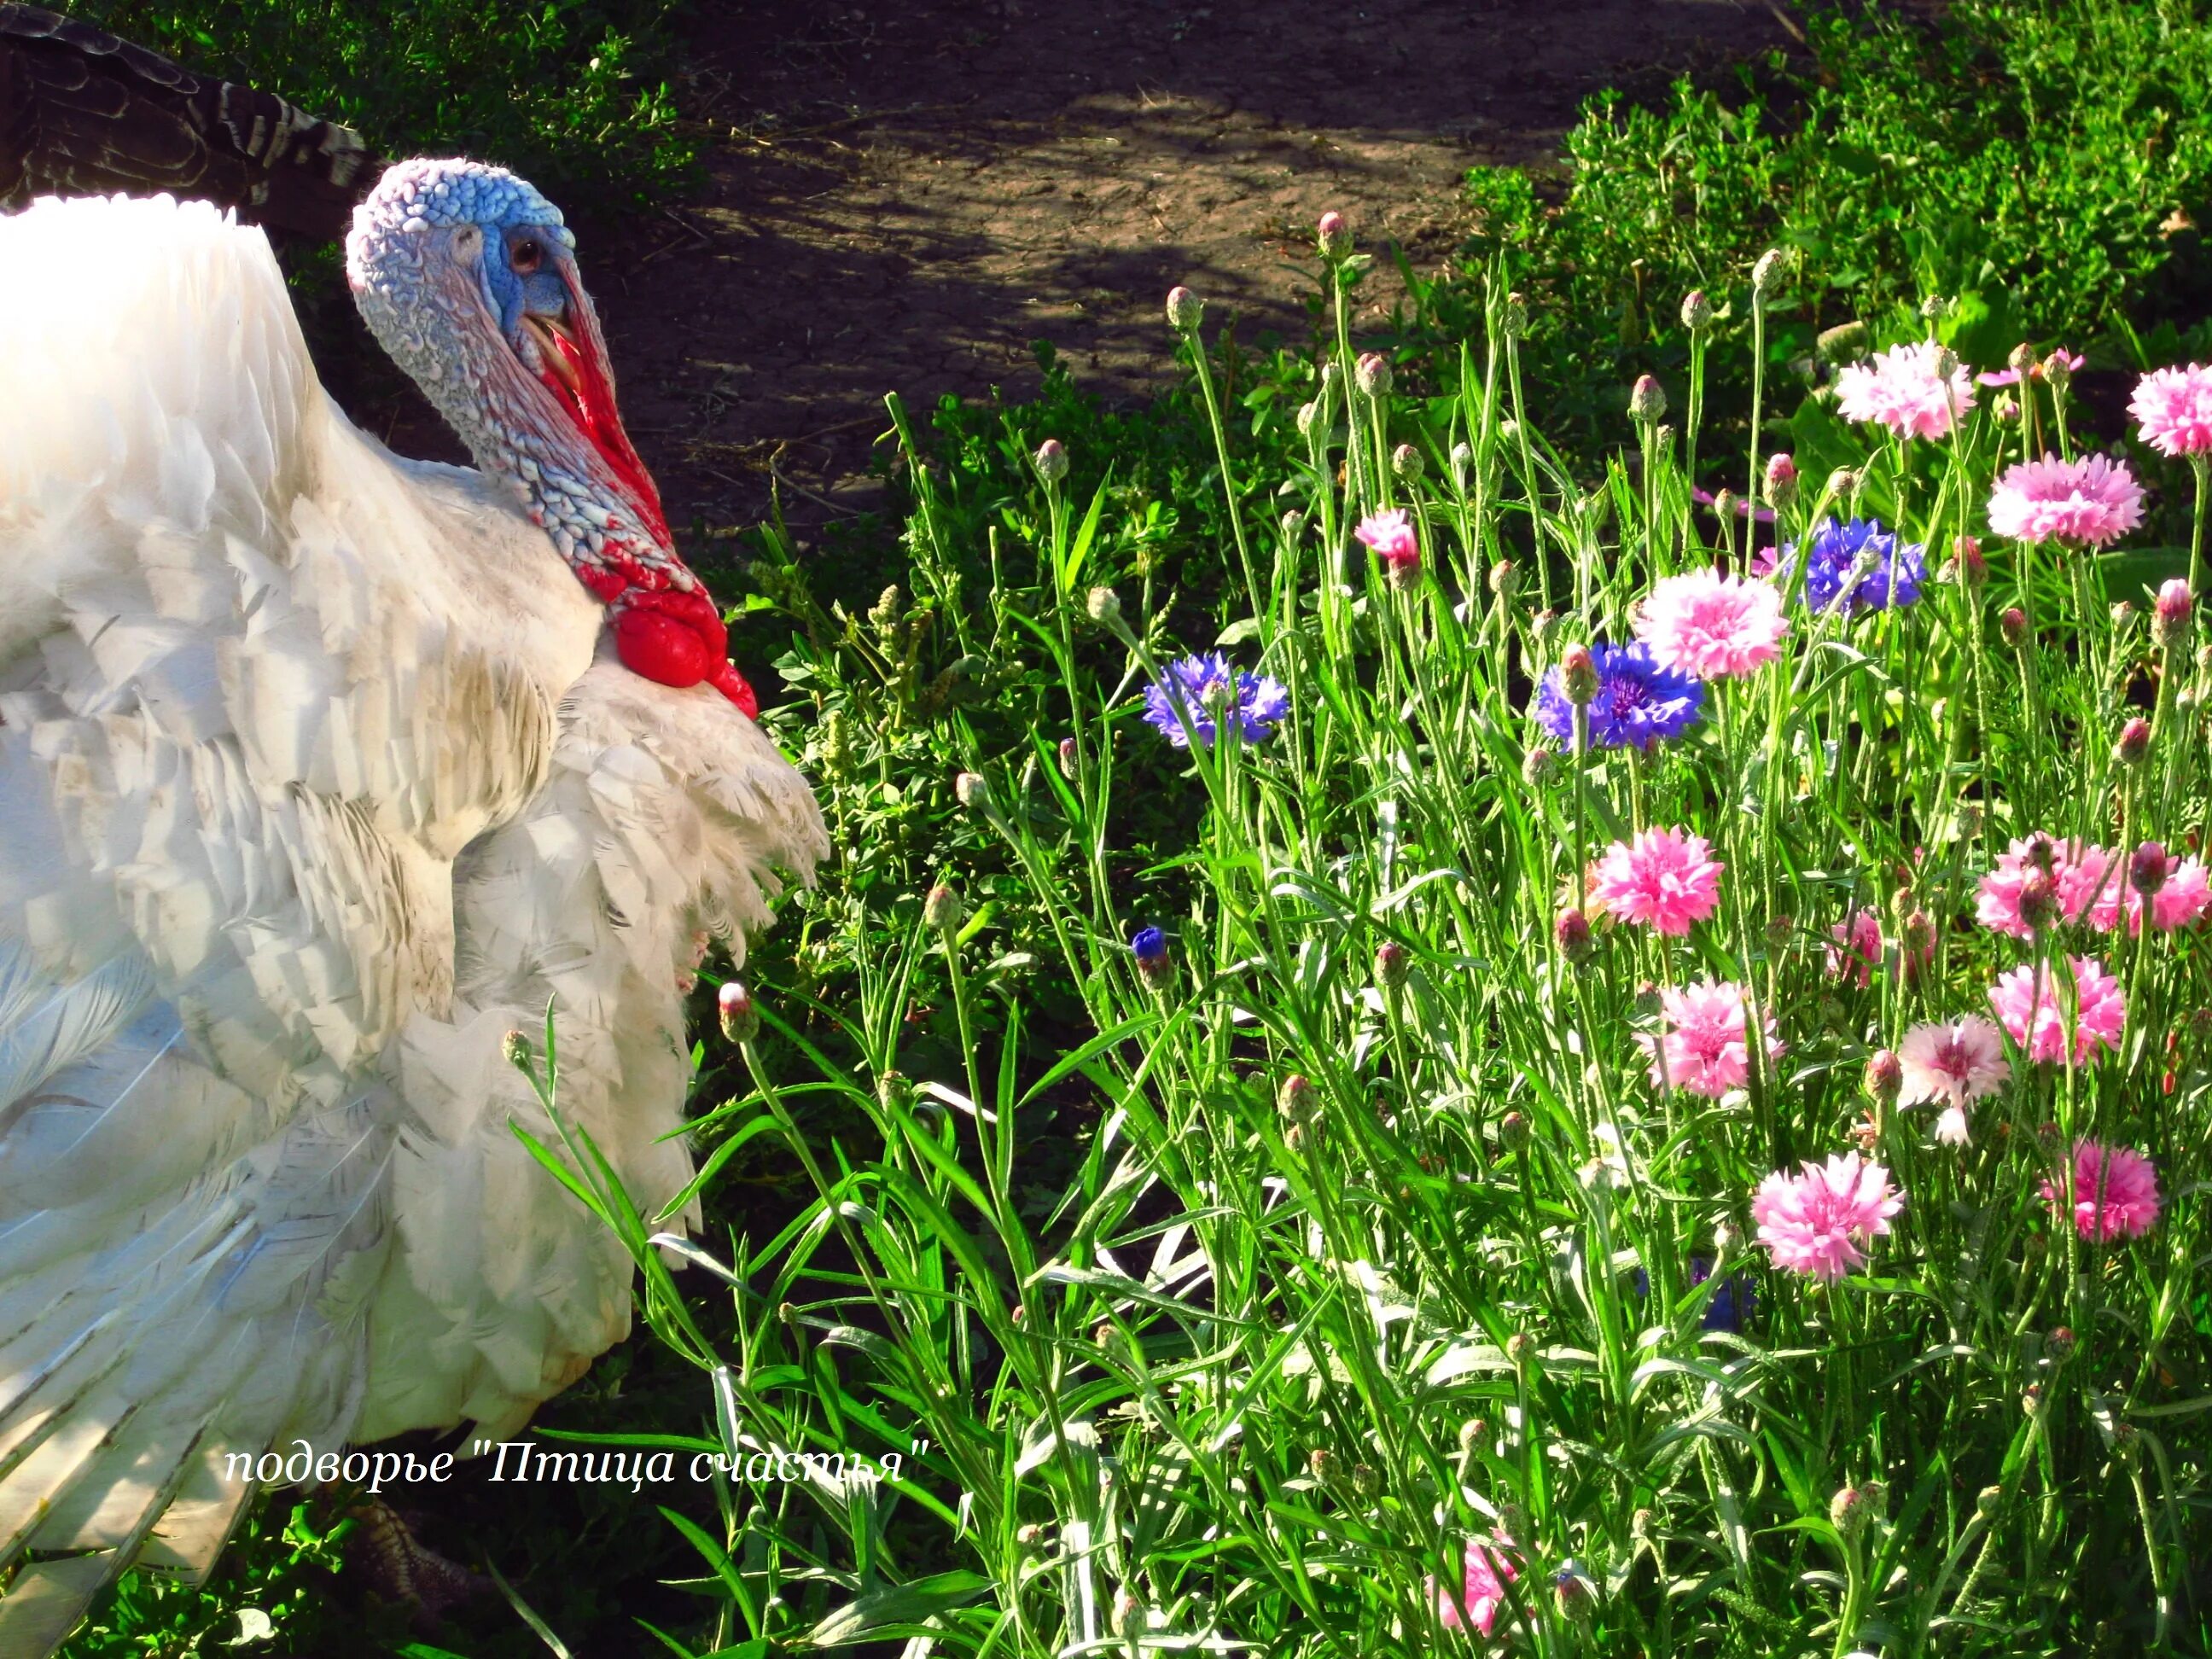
2131 363 2212 457
1752 1151 1905 1282
1976 837 2117 938
1354 508 1420 576
1826 909 1883 987
1988 956 2126 1064
1898 1017 2010 1120
1986 455 2145 547
1636 569 1789 678
1834 341 1976 439
1431 1538 1516 1635
2042 1140 2162 1242
1639 978 1782 1098
2087 847 2212 934
1589 828 1723 935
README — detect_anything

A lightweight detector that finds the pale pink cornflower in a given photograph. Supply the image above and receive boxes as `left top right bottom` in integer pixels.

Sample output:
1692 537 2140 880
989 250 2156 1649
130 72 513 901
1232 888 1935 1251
2131 364 2212 457
1589 828 1723 935
1834 341 1976 439
1431 1538 1516 1635
1826 909 1883 987
1976 837 2116 938
2087 847 2212 934
1639 978 1782 1098
1986 455 2145 547
1354 508 1420 574
1636 569 1789 678
1934 1105 1973 1145
2041 1140 2162 1242
1988 956 2126 1064
1751 1151 1905 1282
1898 1017 2010 1119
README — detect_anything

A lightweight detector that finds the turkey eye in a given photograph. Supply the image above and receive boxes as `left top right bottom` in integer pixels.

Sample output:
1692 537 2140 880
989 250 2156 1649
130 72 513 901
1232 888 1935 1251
511 237 541 273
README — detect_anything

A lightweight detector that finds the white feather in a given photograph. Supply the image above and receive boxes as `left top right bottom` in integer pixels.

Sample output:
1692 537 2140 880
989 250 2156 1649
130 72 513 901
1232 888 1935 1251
0 193 825 1648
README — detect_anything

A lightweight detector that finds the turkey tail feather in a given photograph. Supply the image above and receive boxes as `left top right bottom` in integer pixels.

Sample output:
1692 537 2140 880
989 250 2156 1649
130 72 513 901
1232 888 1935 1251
0 4 377 240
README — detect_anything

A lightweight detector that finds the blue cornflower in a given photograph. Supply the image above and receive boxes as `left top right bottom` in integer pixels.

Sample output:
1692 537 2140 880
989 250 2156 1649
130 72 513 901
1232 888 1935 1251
1142 652 1290 749
1534 641 1703 751
1775 515 1927 614
1632 1256 1757 1333
1131 926 1167 963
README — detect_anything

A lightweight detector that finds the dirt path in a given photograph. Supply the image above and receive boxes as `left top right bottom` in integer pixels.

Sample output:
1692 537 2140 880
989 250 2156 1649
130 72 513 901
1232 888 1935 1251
566 0 1799 541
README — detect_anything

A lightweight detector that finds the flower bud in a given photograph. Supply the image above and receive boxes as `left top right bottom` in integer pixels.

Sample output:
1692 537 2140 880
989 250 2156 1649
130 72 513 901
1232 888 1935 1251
2042 350 2074 392
1826 466 1861 502
1295 400 1320 438
1752 247 1788 297
1391 442 1424 482
1016 1522 1047 1547
2112 600 2135 632
1920 294 1950 321
1355 352 1393 399
1522 745 1553 786
2046 1325 2076 1365
1308 1446 1341 1483
1765 912 1794 949
1713 1219 1743 1257
2154 578 2192 649
1629 375 1667 423
1953 535 1987 588
1865 1049 1903 1104
923 883 963 933
1317 210 1351 259
502 1029 532 1068
1489 558 1518 598
1499 1109 1531 1151
1458 1418 1487 1457
1560 644 1599 706
1976 1484 2003 1518
2022 1382 2044 1416
1502 291 1528 340
2017 870 2058 933
1902 908 1936 958
1994 390 2021 425
718 980 761 1044
2116 717 2152 767
955 771 991 810
1374 940 1410 992
2131 841 2170 895
1764 451 1797 508
1531 608 1563 644
1817 320 1870 364
1505 1331 1536 1366
2009 341 2037 375
2000 606 2029 649
1712 487 1738 522
1933 345 1961 384
1556 908 1593 963
1033 438 1068 483
1058 736 1079 778
1131 925 1173 990
1166 285 1203 332
1278 1074 1318 1124
1680 289 1713 333
1280 509 1304 540
1829 1485 1870 1537
1352 1462 1381 1499
1450 441 1474 487
1086 586 1123 626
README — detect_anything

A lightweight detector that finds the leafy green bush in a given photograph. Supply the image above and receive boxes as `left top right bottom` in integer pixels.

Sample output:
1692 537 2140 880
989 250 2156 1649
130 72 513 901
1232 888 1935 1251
70 0 696 218
1455 0 2212 463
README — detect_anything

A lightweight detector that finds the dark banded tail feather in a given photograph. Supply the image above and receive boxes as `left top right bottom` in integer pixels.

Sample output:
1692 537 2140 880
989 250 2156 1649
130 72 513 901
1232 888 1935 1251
0 4 377 241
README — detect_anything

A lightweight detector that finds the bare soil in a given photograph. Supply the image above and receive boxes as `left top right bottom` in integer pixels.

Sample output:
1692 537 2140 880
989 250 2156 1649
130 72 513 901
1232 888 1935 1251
554 0 1806 539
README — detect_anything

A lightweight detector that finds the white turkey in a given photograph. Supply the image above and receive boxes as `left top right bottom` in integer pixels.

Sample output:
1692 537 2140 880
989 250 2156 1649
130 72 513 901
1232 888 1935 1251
0 153 826 1652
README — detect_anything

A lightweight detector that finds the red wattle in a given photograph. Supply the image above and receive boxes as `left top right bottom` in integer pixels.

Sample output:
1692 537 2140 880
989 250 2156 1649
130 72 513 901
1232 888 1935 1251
608 588 760 718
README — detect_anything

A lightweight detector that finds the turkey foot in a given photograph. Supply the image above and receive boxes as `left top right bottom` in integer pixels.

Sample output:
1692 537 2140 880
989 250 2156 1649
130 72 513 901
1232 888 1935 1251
345 1496 493 1625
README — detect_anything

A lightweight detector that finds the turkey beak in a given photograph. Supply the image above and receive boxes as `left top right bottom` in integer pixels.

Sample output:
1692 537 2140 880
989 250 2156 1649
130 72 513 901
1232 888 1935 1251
521 311 583 400
528 259 671 546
